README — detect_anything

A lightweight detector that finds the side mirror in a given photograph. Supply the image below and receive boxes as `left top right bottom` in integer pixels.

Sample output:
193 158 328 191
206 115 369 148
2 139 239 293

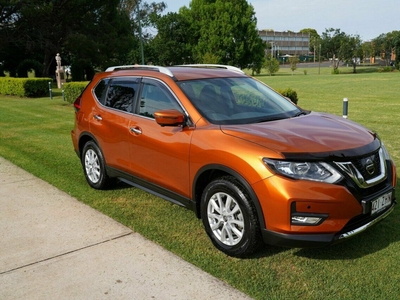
154 109 185 127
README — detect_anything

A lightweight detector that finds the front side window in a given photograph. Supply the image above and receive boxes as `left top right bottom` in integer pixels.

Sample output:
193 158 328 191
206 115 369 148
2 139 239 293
138 80 183 118
178 77 302 125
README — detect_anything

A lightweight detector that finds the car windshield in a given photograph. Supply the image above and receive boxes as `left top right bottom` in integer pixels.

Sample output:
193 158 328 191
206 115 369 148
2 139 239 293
177 77 302 125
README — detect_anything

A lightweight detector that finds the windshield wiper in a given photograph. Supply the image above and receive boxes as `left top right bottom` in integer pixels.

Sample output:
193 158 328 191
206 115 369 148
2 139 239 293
293 110 309 117
255 116 286 123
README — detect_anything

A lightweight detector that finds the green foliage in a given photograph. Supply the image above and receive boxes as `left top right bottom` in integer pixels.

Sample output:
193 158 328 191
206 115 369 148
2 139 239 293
321 28 362 72
180 0 265 69
263 55 280 76
0 77 51 97
70 60 95 82
300 28 321 52
0 0 137 77
289 56 299 74
378 66 394 73
16 59 43 77
331 68 341 74
276 88 299 104
150 12 193 65
63 82 89 104
373 31 400 65
201 52 220 64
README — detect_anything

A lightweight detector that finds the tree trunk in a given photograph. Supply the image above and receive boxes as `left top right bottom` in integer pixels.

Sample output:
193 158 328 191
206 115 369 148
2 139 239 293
42 45 56 78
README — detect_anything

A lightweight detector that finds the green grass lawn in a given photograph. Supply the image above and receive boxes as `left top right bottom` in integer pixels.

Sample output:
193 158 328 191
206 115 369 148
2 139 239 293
0 68 399 299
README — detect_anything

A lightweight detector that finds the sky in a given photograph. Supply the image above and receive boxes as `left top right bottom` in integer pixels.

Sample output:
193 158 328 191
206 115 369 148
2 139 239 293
163 0 399 41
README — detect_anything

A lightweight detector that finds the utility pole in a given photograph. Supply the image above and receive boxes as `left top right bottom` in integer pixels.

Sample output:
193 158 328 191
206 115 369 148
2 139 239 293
318 44 321 75
270 42 274 57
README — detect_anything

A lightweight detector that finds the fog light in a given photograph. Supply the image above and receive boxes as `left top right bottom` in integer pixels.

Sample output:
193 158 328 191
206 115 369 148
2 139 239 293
291 216 322 225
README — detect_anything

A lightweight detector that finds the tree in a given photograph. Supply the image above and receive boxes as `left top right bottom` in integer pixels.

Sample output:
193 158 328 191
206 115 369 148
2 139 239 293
394 32 400 70
289 56 299 75
180 0 265 69
300 28 321 61
361 41 373 63
263 55 280 76
321 28 362 72
339 34 362 73
150 12 193 65
373 31 400 67
122 0 166 64
250 39 266 75
321 28 347 70
0 0 166 78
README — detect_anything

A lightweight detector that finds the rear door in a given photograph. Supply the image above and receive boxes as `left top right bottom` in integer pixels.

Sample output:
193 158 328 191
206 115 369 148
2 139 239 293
89 77 139 173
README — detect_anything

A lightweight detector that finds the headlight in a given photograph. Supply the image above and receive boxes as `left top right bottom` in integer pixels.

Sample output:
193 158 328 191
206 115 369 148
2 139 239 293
263 158 343 183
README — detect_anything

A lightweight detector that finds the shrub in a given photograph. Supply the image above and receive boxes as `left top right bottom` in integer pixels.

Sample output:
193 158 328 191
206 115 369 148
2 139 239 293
378 66 393 73
16 59 43 77
263 56 280 76
331 68 340 75
0 77 51 97
63 82 89 103
276 88 299 105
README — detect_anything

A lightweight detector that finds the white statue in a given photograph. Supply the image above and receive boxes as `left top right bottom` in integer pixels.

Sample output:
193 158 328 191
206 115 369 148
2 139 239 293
55 53 62 69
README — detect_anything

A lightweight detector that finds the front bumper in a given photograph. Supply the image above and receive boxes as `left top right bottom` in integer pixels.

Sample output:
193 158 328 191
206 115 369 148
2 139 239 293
261 202 396 248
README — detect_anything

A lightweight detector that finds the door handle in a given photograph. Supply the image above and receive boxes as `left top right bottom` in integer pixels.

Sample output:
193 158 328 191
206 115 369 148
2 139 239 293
94 115 102 121
130 127 142 135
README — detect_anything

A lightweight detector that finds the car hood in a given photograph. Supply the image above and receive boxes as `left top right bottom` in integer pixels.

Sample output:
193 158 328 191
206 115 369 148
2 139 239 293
221 112 379 160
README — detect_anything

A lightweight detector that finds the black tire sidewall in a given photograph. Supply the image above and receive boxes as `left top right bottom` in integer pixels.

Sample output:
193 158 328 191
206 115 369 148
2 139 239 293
81 141 108 190
201 177 260 257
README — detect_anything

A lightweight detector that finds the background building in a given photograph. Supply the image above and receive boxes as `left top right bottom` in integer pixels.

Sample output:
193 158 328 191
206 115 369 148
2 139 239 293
258 30 310 57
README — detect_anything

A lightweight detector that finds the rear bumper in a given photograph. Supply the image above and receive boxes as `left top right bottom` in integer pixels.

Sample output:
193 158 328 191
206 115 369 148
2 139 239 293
262 202 396 248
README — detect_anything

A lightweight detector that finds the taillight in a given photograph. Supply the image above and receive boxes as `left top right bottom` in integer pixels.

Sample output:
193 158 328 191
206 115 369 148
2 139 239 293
74 96 82 112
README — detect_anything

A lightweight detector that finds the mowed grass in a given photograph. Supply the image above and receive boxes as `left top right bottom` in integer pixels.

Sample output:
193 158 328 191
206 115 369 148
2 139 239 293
0 68 399 299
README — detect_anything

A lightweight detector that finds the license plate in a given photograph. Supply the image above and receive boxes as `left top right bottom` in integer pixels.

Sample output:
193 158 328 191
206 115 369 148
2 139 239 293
371 192 392 215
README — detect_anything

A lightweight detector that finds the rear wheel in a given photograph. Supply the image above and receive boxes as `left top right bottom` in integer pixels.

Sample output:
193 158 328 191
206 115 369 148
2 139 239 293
81 141 110 189
201 176 261 257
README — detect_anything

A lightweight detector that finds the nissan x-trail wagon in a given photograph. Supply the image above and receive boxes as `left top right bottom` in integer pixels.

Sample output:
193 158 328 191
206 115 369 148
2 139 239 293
71 64 397 257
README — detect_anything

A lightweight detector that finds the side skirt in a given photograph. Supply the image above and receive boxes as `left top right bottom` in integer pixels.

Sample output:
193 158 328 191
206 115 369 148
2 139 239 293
106 166 196 213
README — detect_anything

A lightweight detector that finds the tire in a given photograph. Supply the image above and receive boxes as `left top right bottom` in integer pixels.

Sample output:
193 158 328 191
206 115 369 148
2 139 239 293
81 141 110 190
201 176 261 257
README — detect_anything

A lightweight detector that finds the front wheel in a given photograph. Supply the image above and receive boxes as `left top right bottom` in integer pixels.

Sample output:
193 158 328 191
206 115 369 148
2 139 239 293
81 141 110 190
201 176 261 257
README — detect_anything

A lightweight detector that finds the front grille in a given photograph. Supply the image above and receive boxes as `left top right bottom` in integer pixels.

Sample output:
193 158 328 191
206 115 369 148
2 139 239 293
352 151 381 181
335 148 387 190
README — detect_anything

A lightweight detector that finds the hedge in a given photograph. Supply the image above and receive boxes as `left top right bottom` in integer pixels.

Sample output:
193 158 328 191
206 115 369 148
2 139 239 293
275 88 299 105
0 77 52 97
63 82 89 104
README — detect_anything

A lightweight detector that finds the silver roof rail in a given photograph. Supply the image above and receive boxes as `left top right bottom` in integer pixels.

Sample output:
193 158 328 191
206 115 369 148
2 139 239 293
174 64 245 74
105 65 174 77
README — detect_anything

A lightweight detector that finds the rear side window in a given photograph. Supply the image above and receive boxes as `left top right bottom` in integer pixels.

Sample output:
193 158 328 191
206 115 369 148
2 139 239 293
94 78 139 113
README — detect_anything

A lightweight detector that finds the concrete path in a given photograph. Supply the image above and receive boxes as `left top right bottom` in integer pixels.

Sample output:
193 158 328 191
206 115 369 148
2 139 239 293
0 157 252 300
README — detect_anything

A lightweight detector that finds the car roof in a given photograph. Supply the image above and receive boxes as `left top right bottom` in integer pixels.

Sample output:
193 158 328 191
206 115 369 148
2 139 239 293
104 64 248 81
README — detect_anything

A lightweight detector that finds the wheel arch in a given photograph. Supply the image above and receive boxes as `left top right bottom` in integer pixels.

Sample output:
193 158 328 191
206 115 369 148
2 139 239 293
77 132 100 159
192 164 266 230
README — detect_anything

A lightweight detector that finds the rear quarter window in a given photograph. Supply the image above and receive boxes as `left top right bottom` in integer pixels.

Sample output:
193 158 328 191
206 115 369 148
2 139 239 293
94 78 140 113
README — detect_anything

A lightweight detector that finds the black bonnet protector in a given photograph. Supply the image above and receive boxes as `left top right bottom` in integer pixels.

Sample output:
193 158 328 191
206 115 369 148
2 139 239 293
281 138 381 162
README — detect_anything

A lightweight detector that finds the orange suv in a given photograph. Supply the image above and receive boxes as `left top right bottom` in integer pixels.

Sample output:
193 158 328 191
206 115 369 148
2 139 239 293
71 65 397 257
